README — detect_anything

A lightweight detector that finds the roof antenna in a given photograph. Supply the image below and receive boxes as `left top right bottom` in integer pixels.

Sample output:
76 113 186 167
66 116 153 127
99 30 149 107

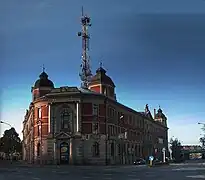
81 6 84 16
78 7 92 88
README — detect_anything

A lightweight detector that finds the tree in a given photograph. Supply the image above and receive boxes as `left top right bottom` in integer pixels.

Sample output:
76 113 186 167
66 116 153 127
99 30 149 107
170 138 182 161
0 128 22 154
200 137 205 147
199 125 205 148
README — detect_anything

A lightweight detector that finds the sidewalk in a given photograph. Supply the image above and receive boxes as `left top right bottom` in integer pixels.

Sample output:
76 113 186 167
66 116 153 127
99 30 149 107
0 160 148 169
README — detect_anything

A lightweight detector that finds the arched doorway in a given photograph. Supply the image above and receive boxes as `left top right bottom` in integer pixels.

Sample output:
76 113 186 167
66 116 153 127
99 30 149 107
60 142 69 164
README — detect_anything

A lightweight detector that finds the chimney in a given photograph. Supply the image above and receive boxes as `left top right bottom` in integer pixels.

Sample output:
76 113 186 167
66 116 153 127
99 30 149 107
154 108 156 119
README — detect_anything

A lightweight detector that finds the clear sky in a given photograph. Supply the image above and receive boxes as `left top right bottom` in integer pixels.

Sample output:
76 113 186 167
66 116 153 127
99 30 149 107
1 0 205 145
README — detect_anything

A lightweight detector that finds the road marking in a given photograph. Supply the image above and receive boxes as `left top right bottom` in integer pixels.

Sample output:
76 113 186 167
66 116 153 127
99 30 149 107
58 171 69 174
104 174 112 176
172 167 205 171
103 178 112 180
83 177 92 179
186 175 205 179
32 178 41 180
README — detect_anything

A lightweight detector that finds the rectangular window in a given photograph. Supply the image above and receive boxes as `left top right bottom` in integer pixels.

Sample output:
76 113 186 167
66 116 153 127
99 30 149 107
93 104 98 116
38 108 42 119
92 123 99 134
37 124 41 136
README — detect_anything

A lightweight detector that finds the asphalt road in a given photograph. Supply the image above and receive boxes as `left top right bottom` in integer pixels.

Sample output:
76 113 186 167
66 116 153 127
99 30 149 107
0 162 205 180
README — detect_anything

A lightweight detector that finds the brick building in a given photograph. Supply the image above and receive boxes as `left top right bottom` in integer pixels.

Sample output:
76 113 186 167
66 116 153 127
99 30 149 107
22 66 168 165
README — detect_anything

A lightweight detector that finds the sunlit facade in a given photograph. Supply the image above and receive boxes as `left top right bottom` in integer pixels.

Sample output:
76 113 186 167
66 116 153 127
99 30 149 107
22 66 168 165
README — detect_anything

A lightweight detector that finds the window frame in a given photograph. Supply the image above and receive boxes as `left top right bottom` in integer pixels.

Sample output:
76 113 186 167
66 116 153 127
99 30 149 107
61 108 72 130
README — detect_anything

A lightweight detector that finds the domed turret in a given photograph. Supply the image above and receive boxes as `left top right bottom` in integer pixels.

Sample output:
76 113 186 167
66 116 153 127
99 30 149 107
34 71 54 89
32 67 54 101
90 67 115 87
88 63 116 100
154 106 167 126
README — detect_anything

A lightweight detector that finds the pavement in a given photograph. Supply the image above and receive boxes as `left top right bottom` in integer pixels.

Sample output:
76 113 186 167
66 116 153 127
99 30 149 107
0 161 205 179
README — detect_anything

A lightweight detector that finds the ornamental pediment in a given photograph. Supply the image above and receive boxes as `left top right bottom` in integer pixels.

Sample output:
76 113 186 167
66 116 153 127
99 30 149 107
55 131 71 139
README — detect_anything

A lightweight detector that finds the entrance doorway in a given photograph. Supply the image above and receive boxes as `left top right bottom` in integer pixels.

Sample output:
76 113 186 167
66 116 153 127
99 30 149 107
60 142 69 164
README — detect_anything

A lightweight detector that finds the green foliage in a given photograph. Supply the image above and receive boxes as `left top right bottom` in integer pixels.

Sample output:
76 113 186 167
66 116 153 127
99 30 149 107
199 125 205 146
199 136 205 147
170 138 182 160
202 125 205 133
170 138 181 147
0 127 22 154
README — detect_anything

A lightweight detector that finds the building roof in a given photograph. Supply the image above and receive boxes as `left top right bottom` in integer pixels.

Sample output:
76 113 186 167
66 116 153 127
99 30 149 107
155 107 167 120
89 67 115 87
34 71 54 89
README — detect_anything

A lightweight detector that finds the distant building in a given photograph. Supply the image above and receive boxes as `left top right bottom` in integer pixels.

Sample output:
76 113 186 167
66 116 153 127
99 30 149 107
181 145 205 160
22 67 168 165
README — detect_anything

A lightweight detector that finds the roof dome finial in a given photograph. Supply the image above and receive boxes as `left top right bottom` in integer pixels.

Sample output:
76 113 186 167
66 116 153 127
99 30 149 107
42 64 45 72
158 105 162 113
100 61 103 68
96 61 106 74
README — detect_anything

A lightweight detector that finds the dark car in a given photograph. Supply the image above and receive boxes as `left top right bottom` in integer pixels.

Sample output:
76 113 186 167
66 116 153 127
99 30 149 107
134 158 146 165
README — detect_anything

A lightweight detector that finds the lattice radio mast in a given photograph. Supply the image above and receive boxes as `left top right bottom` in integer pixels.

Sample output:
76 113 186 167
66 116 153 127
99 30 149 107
78 7 92 88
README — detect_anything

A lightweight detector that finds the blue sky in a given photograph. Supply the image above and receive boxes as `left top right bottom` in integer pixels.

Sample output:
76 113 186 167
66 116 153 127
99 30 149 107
1 0 205 145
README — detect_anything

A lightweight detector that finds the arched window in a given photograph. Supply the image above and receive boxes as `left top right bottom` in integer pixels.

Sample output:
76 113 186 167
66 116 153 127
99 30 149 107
37 143 41 157
92 142 100 157
61 108 71 130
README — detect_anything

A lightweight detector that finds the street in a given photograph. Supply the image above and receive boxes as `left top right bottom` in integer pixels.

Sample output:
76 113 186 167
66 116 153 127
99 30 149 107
0 162 205 180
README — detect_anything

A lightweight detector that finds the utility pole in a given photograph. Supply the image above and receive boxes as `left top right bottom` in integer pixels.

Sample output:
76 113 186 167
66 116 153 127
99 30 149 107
78 6 92 88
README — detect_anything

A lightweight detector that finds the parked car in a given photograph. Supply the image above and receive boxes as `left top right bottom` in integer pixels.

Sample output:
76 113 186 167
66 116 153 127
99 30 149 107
134 158 146 165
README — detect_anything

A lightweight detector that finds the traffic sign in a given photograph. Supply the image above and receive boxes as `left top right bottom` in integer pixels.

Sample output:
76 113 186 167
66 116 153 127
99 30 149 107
149 156 154 161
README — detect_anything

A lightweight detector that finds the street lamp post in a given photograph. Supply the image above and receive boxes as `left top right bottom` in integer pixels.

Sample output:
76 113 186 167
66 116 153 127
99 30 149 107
118 115 126 165
0 121 12 128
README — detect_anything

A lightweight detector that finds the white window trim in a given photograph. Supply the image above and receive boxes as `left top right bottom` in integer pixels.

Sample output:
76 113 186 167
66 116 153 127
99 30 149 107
38 107 42 119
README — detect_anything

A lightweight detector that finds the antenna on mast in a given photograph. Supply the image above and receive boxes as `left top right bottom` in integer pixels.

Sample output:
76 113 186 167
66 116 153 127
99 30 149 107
81 6 84 16
78 7 92 88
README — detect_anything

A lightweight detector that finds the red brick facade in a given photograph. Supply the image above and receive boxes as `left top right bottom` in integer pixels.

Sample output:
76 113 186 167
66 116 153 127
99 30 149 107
90 86 101 93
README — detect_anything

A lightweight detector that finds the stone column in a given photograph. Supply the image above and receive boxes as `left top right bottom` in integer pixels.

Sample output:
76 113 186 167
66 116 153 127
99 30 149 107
69 138 73 164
